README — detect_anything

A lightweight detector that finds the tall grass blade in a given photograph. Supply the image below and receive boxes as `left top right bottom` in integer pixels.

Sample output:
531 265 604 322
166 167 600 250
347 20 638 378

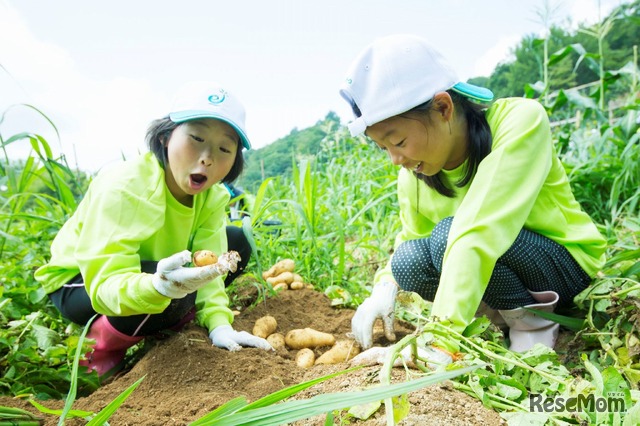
190 367 359 425
193 364 480 426
85 375 145 426
57 315 97 425
28 399 92 420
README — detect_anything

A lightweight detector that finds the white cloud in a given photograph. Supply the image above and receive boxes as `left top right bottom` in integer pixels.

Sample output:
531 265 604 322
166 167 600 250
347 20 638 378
472 35 522 78
0 2 165 172
566 0 622 28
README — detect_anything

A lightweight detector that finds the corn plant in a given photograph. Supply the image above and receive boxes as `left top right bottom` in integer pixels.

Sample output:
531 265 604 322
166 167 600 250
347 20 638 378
0 105 95 400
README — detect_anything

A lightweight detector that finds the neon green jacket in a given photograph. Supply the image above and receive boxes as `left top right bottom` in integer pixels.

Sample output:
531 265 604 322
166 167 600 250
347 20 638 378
34 152 234 333
374 98 606 332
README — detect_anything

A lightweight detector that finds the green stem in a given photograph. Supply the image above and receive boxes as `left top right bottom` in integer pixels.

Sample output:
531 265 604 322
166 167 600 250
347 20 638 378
431 324 567 385
379 334 417 425
452 382 523 411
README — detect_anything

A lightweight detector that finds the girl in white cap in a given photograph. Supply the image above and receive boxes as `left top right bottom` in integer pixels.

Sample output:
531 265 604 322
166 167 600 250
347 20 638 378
340 35 606 363
35 82 272 377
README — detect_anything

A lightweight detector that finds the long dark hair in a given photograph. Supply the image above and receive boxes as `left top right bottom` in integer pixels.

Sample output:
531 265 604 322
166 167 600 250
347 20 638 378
145 117 245 184
406 90 492 197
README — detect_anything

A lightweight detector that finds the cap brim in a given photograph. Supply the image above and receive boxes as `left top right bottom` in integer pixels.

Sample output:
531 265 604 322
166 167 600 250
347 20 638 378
451 82 494 103
169 111 251 150
347 117 367 137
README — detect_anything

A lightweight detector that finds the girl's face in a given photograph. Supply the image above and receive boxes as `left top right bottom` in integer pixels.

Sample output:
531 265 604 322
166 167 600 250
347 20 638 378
165 118 239 206
365 94 466 176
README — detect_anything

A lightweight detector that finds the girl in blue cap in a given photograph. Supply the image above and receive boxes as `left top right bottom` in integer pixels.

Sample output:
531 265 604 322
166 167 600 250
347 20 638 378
340 35 606 364
35 82 272 377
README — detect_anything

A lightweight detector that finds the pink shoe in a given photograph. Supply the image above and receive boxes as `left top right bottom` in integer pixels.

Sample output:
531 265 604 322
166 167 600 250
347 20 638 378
80 316 143 376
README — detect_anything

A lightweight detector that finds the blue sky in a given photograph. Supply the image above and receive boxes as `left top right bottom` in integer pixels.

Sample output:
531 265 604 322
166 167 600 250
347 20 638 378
0 0 620 172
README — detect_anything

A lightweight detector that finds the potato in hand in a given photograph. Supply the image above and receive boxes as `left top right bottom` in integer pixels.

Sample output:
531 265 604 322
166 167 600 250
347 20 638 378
193 250 218 266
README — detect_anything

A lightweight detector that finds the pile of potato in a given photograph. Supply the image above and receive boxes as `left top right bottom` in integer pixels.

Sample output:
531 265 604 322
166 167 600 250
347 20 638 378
252 315 361 368
262 258 314 291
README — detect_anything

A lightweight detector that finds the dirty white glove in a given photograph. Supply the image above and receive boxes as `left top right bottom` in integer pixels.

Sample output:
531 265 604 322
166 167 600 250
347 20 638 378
152 250 240 299
350 345 453 370
351 281 398 350
209 325 274 352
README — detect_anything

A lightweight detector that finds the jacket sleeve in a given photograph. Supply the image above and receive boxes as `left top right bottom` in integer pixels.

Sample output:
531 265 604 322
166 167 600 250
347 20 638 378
431 99 553 332
192 186 235 332
75 176 172 316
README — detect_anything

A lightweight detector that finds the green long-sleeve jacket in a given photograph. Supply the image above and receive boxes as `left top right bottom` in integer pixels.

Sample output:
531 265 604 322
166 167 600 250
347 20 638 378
34 152 234 333
374 97 606 332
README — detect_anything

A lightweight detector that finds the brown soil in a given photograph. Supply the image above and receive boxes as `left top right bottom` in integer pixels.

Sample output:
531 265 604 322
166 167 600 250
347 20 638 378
0 288 505 426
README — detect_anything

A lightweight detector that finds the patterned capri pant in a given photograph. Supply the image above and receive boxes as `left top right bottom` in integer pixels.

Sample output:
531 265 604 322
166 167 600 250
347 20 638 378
390 217 592 310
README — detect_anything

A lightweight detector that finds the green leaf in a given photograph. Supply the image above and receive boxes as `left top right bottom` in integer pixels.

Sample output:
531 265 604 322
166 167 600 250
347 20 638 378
191 364 481 426
28 399 93 419
392 393 410 423
520 308 585 331
58 315 97 425
462 316 491 337
31 324 59 351
548 43 586 66
348 400 381 420
86 375 145 425
190 367 358 425
623 398 640 426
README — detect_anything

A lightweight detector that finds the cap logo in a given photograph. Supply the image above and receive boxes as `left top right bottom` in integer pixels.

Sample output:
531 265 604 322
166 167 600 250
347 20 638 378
208 89 227 105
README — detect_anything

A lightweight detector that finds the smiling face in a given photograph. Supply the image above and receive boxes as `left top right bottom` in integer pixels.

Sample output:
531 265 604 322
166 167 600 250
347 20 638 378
164 118 239 206
365 92 467 176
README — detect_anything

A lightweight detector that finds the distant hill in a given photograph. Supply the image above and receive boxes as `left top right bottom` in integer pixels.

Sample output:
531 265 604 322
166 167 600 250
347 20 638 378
237 111 342 192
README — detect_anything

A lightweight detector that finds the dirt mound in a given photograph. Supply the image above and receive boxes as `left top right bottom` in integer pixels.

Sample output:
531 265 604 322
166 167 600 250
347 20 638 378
0 289 505 425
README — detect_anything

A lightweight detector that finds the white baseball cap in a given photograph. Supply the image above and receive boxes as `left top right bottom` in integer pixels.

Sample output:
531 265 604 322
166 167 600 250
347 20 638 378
169 81 251 150
340 34 494 136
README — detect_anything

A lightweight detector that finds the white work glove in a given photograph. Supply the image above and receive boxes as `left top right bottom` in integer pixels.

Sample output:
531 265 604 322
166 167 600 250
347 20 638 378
351 281 398 350
152 250 240 299
209 325 274 352
350 345 453 370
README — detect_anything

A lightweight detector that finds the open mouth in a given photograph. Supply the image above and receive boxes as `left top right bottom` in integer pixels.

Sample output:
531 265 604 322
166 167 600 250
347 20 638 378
190 173 208 188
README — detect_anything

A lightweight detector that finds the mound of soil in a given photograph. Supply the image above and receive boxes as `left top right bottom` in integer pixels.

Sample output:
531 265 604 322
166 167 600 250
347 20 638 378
0 288 505 425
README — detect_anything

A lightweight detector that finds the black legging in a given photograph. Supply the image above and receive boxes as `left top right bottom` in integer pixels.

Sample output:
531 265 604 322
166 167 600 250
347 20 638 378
48 226 251 336
390 217 591 310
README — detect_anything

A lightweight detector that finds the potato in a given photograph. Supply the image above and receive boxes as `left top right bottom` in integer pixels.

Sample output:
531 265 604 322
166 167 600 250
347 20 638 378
193 250 218 266
262 259 295 279
266 333 286 350
252 315 277 339
290 281 305 290
285 328 336 349
292 273 304 282
266 271 295 285
273 282 288 292
295 348 315 368
315 340 361 365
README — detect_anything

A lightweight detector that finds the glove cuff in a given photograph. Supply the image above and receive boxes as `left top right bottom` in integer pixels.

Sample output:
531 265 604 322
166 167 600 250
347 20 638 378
152 273 188 299
372 280 399 299
209 324 233 340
